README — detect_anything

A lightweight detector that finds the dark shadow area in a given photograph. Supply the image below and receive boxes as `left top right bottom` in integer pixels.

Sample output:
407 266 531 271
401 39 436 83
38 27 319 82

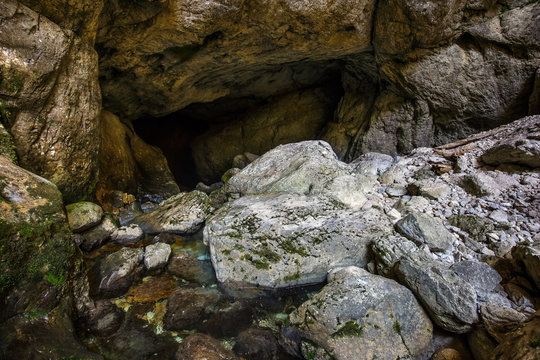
134 64 345 189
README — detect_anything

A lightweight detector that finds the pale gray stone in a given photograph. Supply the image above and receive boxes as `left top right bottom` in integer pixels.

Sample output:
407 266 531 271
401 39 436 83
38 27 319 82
133 191 214 234
111 224 144 245
204 193 392 289
144 243 172 271
92 248 144 298
227 140 351 197
395 212 455 252
289 267 432 360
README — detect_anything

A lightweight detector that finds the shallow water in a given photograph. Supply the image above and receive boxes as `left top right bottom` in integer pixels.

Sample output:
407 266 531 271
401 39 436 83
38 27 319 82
78 228 321 359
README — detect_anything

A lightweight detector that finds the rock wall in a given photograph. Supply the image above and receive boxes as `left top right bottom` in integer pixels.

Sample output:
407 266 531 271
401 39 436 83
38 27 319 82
0 0 103 203
0 0 539 200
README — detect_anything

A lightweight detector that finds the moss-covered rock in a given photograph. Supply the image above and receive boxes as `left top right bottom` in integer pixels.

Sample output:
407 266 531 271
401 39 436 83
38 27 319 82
0 155 103 358
0 155 74 300
0 121 17 164
66 201 104 233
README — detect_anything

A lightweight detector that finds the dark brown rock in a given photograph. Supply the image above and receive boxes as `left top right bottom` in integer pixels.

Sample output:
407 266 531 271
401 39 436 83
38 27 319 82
167 249 216 285
97 111 179 206
163 287 221 331
233 327 282 360
175 333 237 360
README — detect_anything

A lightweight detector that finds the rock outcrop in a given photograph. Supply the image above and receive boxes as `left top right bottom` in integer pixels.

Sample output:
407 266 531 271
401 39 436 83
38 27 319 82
0 155 100 358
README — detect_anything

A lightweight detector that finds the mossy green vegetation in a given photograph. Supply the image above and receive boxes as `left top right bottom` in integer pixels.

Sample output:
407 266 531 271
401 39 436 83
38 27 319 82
279 239 309 257
284 271 300 281
331 321 364 338
393 320 402 334
529 335 540 348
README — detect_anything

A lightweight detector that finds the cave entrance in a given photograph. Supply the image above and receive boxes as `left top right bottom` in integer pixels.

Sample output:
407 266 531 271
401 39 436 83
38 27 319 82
133 73 344 190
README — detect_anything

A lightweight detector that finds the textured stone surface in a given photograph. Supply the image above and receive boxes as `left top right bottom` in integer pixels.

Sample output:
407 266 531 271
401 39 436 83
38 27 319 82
90 248 144 299
110 224 144 245
133 191 214 235
191 88 339 182
0 122 17 164
480 304 532 343
204 193 392 289
0 155 100 358
228 141 350 196
490 314 540 360
167 249 216 285
66 202 104 233
450 261 502 293
144 243 172 271
79 213 118 252
289 267 432 360
164 288 221 331
395 212 455 252
97 0 375 119
0 155 75 313
97 111 179 205
175 333 237 360
512 242 540 290
396 257 479 333
0 0 102 203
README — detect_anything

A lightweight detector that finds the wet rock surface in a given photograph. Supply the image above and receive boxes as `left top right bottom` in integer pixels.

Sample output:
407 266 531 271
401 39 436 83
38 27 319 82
66 201 104 233
90 247 144 299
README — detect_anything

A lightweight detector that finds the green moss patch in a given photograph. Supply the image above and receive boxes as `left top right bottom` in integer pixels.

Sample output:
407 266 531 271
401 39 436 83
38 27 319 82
331 321 364 338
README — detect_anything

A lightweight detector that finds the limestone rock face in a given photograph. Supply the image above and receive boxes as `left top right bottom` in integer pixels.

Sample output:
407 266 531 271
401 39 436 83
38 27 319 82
289 267 432 360
66 202 104 233
191 87 339 182
0 155 74 311
96 0 376 119
0 0 103 203
90 247 144 299
204 193 392 289
97 111 180 205
395 212 455 252
228 140 351 196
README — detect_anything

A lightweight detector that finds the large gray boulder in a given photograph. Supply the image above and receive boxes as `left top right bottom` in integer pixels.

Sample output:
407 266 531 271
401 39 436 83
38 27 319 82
371 235 432 278
227 141 350 196
289 267 432 360
133 191 214 234
396 257 479 333
204 193 392 289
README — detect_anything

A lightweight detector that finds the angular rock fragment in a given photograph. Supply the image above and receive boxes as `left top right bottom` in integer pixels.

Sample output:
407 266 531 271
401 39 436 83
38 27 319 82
133 191 214 234
395 258 478 333
395 212 455 252
144 243 172 271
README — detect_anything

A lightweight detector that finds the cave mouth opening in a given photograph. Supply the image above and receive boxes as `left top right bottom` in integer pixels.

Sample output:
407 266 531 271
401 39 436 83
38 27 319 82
133 69 346 191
